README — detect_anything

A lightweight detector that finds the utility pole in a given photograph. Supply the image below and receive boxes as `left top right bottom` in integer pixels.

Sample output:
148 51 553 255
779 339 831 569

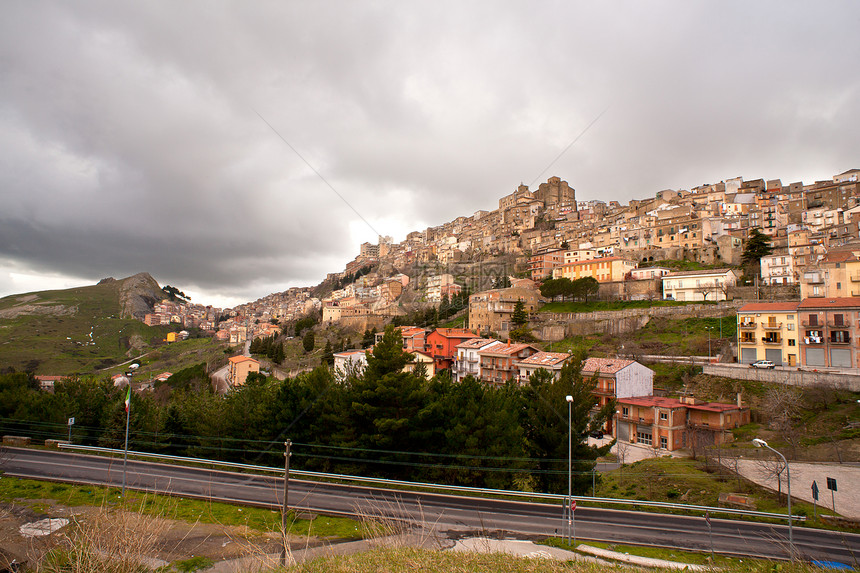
281 440 292 566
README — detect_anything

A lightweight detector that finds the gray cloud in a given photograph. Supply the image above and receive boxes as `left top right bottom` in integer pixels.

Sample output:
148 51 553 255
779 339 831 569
1 1 859 304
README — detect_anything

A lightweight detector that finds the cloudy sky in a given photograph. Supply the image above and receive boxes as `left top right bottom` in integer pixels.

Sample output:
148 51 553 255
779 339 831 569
2 2 858 308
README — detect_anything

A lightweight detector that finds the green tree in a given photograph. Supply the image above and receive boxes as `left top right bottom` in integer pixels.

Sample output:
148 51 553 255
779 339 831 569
512 299 528 327
322 340 334 365
302 330 315 353
741 228 773 281
520 352 615 494
574 276 600 302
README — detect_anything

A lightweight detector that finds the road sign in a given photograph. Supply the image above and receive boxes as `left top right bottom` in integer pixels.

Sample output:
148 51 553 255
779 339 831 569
826 477 837 492
570 500 577 512
812 481 819 501
68 417 75 425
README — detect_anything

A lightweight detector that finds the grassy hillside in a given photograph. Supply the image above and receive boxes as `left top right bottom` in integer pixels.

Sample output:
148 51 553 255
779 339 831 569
0 282 169 375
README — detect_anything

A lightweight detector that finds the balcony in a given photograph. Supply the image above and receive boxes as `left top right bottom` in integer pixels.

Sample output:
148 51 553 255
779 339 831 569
801 320 822 327
827 319 852 328
738 321 757 330
830 335 852 345
761 337 782 345
851 274 860 282
803 336 823 345
761 322 783 330
739 337 757 345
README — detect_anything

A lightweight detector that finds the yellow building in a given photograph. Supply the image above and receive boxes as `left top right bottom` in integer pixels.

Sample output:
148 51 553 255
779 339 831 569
800 250 860 299
227 355 261 387
552 256 637 282
736 302 799 366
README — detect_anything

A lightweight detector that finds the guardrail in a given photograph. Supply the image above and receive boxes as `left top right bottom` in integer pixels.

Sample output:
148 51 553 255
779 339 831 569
57 444 805 522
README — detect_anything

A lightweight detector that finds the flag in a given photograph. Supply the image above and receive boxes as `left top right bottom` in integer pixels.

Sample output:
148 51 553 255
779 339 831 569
125 386 131 413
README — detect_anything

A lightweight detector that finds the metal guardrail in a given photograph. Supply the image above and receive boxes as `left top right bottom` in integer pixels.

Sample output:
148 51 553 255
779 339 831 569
57 444 805 522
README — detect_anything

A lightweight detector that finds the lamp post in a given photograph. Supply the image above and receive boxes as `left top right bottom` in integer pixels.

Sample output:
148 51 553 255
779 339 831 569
753 438 793 559
705 326 712 360
566 394 573 546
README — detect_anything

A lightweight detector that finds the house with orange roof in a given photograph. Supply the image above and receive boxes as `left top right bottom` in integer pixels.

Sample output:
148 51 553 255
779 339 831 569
398 326 429 354
425 328 479 372
454 338 502 382
34 375 68 391
227 355 260 387
515 351 573 383
478 342 540 386
552 256 637 283
797 297 860 369
615 395 750 451
736 301 800 366
404 350 435 379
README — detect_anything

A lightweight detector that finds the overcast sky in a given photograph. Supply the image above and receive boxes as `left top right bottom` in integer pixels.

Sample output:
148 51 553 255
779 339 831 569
1 2 859 308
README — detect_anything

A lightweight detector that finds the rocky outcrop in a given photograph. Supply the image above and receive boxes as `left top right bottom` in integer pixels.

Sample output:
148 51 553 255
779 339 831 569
118 272 166 320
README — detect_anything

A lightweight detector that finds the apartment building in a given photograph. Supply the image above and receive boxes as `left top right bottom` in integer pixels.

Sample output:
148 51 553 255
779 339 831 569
615 396 750 451
227 355 260 387
478 342 539 386
760 251 796 285
800 250 860 299
425 328 478 371
425 274 460 302
736 302 799 366
454 338 501 382
662 269 738 302
469 287 543 337
797 297 860 369
581 357 654 434
552 256 637 283
528 248 565 281
515 351 572 383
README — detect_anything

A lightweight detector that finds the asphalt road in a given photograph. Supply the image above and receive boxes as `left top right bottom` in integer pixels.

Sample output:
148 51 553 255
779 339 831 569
4 448 860 565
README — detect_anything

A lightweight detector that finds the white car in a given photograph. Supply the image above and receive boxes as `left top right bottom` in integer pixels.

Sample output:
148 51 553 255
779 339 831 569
750 360 776 369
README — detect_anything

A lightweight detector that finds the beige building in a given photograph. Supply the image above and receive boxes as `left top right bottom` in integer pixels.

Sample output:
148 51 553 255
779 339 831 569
227 355 260 387
800 250 860 299
662 269 738 301
553 256 637 283
468 287 543 337
736 302 799 366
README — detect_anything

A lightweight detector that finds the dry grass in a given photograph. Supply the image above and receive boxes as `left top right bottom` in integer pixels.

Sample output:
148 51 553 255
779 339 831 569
37 508 170 572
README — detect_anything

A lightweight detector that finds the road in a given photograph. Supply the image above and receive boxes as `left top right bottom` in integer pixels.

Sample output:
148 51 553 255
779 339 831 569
3 448 860 565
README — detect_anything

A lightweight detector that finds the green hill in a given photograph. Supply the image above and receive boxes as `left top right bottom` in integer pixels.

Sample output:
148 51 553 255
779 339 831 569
0 273 170 375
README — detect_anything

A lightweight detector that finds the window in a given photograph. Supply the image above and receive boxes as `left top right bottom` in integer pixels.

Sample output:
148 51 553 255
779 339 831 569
637 430 653 446
788 339 796 346
837 282 842 290
622 407 629 417
660 436 668 449
660 412 668 421
787 323 794 331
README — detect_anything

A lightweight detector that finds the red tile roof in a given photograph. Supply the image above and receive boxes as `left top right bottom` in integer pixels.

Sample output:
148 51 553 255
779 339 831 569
581 357 636 375
479 343 537 357
798 297 860 309
738 302 800 313
455 338 500 349
517 352 571 367
431 328 478 339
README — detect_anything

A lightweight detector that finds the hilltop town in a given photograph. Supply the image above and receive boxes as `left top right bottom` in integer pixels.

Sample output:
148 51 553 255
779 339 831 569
146 168 854 345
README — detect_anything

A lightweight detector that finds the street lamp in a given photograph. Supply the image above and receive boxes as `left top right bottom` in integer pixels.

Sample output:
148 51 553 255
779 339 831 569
753 438 793 559
566 394 573 546
705 326 712 359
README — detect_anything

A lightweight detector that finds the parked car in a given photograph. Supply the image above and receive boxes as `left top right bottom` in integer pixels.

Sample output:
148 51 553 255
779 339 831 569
589 430 604 439
750 360 776 369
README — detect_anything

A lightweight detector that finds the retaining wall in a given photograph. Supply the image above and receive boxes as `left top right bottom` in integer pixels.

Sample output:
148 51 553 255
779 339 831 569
703 364 860 392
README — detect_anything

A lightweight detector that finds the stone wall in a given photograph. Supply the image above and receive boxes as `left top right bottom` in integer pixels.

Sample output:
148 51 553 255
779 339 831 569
703 364 860 392
532 301 744 340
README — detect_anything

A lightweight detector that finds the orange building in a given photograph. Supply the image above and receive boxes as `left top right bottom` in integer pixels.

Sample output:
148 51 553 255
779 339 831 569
425 328 478 371
227 355 260 387
552 256 637 283
478 342 539 386
615 396 750 451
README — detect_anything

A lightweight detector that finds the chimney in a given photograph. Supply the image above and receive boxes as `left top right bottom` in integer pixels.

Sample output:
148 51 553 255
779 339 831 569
737 392 743 408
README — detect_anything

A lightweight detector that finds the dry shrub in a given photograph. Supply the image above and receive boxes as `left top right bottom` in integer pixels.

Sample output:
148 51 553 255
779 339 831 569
38 507 169 573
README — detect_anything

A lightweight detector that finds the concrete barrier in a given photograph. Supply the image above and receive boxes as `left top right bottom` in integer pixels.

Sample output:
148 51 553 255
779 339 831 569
2 435 31 446
704 364 860 392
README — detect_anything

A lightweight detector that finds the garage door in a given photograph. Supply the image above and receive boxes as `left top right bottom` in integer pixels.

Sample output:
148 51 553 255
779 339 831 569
740 348 758 364
806 348 826 367
830 348 852 368
616 421 630 441
765 349 783 366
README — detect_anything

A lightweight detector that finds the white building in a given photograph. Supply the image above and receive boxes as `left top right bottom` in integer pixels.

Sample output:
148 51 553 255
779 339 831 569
333 350 368 381
662 269 739 302
453 338 500 382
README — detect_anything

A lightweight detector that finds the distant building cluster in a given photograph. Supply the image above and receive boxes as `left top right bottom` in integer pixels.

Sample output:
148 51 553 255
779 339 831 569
143 300 221 331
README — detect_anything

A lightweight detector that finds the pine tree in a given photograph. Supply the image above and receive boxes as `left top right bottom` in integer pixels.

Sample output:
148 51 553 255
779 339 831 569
511 299 528 327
